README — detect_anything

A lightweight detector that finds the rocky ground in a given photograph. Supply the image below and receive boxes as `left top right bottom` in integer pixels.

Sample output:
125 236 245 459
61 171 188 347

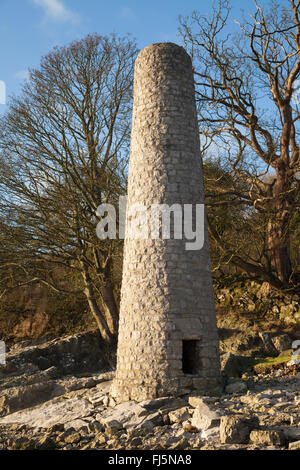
0 320 300 451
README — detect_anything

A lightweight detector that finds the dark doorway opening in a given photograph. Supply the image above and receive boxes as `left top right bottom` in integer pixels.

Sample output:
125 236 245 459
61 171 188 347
182 340 199 374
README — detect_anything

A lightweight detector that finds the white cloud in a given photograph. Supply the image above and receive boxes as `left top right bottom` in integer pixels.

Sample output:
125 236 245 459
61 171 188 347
14 70 30 81
121 6 135 20
32 0 80 23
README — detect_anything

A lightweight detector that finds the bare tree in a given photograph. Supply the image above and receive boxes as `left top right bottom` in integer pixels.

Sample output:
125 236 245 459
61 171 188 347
0 34 138 343
179 0 300 291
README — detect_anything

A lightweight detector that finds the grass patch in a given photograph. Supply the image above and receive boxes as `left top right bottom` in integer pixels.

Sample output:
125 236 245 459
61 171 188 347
253 353 300 374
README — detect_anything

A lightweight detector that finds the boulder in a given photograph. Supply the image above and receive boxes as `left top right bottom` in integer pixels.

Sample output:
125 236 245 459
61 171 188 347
191 399 221 431
220 352 252 378
220 414 259 444
168 407 190 424
249 430 285 447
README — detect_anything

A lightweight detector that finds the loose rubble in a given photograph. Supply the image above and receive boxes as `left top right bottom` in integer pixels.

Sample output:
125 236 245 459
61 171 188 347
0 329 299 450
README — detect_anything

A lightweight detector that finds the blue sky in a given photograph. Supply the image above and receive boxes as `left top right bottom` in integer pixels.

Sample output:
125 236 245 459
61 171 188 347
0 0 278 113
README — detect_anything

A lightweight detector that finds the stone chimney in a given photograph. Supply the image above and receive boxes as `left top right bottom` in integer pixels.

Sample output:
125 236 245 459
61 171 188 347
111 43 221 403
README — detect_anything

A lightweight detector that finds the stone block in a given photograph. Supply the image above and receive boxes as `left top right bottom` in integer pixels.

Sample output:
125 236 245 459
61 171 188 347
249 430 285 447
220 415 259 444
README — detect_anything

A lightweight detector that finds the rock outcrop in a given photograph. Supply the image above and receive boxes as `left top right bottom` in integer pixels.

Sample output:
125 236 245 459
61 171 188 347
0 330 299 450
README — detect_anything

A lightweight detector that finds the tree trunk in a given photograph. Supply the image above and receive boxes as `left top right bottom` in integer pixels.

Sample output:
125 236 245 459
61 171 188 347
267 217 292 284
80 261 113 343
266 164 293 285
100 280 119 336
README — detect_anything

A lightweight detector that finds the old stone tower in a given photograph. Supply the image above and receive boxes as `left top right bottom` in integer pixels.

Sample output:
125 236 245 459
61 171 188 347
111 43 221 403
